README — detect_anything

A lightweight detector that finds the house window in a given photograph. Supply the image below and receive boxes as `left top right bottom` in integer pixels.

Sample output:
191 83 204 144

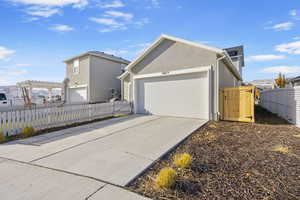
73 59 79 74
228 51 238 57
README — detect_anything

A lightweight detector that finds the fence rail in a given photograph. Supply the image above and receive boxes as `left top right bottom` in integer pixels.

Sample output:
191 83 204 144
0 101 131 136
260 87 300 127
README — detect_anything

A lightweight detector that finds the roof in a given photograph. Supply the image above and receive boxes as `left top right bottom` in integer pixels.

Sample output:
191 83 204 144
121 34 242 81
290 76 300 83
223 45 245 67
64 51 130 64
17 80 63 89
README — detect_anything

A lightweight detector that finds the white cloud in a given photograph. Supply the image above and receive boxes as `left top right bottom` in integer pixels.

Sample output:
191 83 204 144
99 0 124 8
25 6 60 17
0 46 15 61
150 0 159 7
289 9 297 16
104 10 133 21
246 54 286 62
89 17 121 26
135 18 150 26
275 40 300 54
7 69 27 76
271 22 294 31
293 36 300 40
16 64 30 67
104 49 128 55
9 0 88 7
51 24 74 32
90 8 149 33
90 17 126 32
10 0 88 19
262 66 300 74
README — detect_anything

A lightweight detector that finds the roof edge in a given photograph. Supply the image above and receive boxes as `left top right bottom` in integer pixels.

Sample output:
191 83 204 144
64 52 130 64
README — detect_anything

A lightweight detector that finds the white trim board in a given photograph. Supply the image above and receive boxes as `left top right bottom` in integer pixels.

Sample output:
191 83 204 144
68 84 87 89
133 66 212 80
132 66 212 119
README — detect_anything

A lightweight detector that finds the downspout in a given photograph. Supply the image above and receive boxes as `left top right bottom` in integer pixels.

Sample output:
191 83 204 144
215 54 226 120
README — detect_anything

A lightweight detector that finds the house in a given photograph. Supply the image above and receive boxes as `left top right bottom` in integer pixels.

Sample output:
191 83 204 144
246 79 275 90
290 76 300 87
119 35 244 120
64 51 130 103
223 45 245 78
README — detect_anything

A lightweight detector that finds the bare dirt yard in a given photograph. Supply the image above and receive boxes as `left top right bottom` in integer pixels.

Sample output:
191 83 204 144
128 106 300 200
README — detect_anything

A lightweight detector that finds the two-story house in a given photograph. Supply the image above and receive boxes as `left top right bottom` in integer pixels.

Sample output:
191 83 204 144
224 46 245 78
64 51 130 103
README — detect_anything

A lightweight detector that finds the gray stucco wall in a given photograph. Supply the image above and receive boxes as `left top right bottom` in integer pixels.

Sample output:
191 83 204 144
132 40 217 75
66 55 90 87
89 55 124 103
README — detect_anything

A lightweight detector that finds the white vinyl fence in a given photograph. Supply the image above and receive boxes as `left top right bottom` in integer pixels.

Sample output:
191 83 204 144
0 101 131 136
260 87 300 127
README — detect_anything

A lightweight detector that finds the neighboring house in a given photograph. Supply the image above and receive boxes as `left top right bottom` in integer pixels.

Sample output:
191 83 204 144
223 46 245 78
118 34 244 120
247 79 275 90
290 76 300 87
64 51 130 103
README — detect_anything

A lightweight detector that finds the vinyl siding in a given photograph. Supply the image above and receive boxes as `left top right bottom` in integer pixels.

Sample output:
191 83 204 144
89 55 123 103
132 40 217 75
219 60 237 88
66 55 90 87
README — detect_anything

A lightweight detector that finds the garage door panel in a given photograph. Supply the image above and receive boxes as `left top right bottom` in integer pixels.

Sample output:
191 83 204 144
69 87 87 103
136 72 209 119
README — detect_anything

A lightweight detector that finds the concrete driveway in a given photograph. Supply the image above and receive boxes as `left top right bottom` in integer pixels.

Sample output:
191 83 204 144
0 115 207 200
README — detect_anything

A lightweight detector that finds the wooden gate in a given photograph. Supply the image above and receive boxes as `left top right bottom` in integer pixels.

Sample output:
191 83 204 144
219 86 255 122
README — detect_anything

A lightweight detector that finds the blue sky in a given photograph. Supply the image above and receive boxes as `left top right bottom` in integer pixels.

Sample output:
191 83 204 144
0 0 299 85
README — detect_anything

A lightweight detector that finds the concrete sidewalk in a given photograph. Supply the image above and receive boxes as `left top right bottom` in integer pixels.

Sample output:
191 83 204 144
0 115 207 199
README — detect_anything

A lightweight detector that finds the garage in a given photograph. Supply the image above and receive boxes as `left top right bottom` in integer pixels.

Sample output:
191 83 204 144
68 87 87 103
134 70 210 119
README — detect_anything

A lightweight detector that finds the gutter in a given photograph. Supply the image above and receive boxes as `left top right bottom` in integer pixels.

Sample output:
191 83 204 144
215 54 226 120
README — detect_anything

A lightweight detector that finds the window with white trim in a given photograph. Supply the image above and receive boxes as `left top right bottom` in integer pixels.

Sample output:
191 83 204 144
73 59 79 74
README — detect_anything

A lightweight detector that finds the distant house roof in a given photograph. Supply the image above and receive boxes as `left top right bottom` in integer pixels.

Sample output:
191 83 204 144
223 45 245 67
64 51 130 64
290 76 300 83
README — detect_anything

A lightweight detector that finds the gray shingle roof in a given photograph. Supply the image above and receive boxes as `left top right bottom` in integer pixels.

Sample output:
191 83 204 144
64 51 130 64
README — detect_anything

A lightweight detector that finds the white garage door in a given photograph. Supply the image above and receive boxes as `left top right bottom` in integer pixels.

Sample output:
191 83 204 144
69 87 87 103
135 71 209 119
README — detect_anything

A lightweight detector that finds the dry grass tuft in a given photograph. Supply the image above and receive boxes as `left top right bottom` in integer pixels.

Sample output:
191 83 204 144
293 134 300 138
272 145 290 154
129 107 300 200
155 167 177 188
0 132 5 143
201 131 217 143
174 153 192 168
21 127 36 138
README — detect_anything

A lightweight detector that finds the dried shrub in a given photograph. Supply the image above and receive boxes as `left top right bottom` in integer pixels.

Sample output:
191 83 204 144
272 145 290 154
155 167 176 188
0 132 5 143
21 127 36 138
174 153 192 168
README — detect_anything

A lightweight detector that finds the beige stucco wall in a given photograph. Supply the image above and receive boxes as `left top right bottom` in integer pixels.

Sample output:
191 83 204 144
66 55 90 87
89 55 124 103
132 40 217 75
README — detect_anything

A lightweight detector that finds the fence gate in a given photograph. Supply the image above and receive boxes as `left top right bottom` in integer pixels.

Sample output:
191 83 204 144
219 86 255 123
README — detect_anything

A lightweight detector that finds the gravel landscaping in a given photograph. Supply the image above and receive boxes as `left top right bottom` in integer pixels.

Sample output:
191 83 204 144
128 106 300 200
